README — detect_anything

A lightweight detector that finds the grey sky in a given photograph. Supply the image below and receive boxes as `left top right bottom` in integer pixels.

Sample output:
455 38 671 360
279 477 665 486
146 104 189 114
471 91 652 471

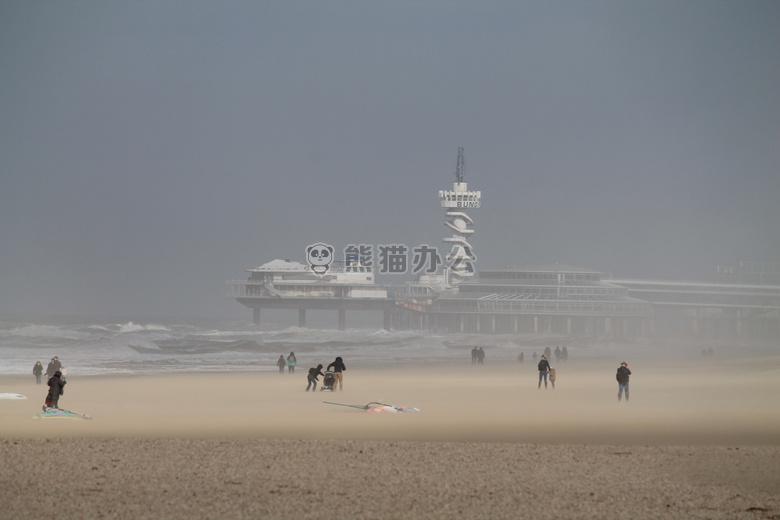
1 1 778 319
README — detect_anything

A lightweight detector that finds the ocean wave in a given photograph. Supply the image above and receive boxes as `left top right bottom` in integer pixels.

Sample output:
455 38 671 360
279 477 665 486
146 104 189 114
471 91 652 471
0 324 92 341
116 322 171 334
0 316 679 376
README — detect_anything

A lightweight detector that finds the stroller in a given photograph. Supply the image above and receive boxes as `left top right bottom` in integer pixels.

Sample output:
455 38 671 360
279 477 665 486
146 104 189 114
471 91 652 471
320 371 335 392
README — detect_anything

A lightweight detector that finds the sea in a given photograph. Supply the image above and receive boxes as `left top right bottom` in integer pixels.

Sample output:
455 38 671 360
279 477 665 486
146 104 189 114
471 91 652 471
0 316 720 377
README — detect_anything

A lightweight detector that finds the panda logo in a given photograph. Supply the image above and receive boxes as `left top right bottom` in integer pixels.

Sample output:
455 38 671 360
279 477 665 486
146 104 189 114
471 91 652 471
306 243 334 275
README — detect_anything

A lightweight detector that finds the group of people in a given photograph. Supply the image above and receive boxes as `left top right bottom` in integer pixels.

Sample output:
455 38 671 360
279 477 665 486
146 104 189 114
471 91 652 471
523 346 569 363
536 354 556 389
470 347 485 364
536 355 632 401
275 353 347 392
276 352 298 374
32 356 62 384
306 356 346 392
519 349 632 401
32 356 66 410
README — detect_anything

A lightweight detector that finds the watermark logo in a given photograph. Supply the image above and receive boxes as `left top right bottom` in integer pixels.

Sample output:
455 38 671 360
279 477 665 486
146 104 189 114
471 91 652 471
306 243 334 274
308 243 475 275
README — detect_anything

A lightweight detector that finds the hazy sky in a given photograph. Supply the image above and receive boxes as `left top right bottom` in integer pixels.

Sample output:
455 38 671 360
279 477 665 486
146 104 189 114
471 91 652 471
1 0 778 319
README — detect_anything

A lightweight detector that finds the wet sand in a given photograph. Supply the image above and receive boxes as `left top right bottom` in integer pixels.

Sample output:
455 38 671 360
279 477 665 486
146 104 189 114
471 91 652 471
1 355 779 519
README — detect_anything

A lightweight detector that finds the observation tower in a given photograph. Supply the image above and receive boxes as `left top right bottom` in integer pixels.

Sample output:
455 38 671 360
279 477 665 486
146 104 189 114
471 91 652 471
439 147 481 285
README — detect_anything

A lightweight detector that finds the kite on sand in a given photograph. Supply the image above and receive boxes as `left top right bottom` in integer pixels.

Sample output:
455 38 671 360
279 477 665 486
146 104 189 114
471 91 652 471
33 407 92 420
324 401 420 413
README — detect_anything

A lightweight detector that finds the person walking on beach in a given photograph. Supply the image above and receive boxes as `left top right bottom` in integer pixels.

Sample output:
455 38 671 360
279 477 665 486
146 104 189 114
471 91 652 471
476 348 485 365
327 357 346 391
538 355 551 389
471 347 478 364
517 352 524 364
45 370 66 409
45 358 56 379
276 355 286 374
286 352 297 374
306 364 324 392
33 361 43 384
616 361 631 402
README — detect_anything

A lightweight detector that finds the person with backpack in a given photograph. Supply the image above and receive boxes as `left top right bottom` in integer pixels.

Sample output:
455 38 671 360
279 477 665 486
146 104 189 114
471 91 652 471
616 361 631 402
537 355 551 389
306 364 324 392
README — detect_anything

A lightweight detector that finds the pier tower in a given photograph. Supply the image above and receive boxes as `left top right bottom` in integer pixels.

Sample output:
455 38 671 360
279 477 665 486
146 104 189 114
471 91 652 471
439 147 481 285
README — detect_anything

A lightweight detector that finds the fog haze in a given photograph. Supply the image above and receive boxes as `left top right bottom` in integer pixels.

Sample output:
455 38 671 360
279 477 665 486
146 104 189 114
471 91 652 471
1 1 778 319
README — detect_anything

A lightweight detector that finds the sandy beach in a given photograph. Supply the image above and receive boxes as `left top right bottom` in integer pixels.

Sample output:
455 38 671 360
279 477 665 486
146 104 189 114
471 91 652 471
2 355 779 519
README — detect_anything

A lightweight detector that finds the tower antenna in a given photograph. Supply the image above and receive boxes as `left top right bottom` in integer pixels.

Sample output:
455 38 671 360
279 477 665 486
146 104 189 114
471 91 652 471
454 146 465 184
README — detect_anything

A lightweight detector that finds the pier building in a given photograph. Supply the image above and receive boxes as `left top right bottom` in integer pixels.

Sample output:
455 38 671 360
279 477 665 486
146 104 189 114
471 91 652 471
228 152 779 341
228 259 396 330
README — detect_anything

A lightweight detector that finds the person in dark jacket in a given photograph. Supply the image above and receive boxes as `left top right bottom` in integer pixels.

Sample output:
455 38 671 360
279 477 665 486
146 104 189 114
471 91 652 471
45 358 57 379
616 362 631 402
276 355 286 374
33 361 43 384
46 370 66 409
306 364 324 392
537 355 551 389
327 357 346 391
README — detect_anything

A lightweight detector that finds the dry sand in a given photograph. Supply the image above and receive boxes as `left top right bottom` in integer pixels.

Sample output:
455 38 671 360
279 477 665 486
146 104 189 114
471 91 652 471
1 355 779 519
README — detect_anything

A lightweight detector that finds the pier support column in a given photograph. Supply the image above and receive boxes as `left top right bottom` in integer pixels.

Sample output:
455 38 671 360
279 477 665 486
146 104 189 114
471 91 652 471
298 309 306 328
253 308 261 326
383 311 391 331
338 310 346 331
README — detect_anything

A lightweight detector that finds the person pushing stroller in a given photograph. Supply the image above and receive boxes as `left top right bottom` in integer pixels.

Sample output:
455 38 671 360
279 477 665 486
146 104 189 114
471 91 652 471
327 356 346 391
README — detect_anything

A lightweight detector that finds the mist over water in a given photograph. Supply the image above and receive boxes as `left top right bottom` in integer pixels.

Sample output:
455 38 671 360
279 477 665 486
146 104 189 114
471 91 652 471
1 316 772 377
